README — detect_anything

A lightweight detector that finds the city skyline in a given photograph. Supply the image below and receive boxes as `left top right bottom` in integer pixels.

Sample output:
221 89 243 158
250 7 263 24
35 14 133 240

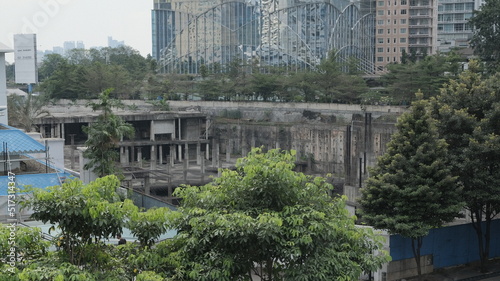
1 0 153 64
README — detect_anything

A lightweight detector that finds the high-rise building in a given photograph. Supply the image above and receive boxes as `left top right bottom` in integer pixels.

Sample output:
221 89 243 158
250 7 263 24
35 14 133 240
76 41 85 49
63 41 76 54
152 0 377 74
108 36 124 48
375 0 438 72
436 0 482 53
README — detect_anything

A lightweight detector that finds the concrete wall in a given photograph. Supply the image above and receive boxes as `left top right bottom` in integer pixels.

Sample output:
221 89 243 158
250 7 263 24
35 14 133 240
168 100 407 123
212 113 399 188
387 255 434 280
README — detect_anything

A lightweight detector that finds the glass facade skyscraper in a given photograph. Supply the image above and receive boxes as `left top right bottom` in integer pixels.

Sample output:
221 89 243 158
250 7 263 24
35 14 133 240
152 0 376 74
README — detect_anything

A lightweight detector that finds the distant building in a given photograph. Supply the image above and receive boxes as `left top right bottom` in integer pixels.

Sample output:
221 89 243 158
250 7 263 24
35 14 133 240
76 41 85 49
436 0 482 53
108 36 124 48
152 0 377 74
63 41 76 54
0 42 13 124
52 46 64 55
375 0 438 73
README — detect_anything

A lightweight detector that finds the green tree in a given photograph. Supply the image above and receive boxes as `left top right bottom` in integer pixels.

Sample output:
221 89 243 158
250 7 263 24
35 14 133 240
250 73 281 101
20 175 137 265
315 52 368 103
37 54 68 81
469 0 500 71
360 93 463 279
430 60 500 272
7 93 50 132
172 148 389 281
83 89 134 177
382 53 461 104
127 207 173 248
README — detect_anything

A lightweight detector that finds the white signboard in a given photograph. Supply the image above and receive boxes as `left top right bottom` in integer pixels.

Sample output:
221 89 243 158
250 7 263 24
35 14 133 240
14 34 38 84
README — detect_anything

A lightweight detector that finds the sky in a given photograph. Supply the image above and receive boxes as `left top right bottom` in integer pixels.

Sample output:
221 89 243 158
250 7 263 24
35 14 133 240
1 0 153 63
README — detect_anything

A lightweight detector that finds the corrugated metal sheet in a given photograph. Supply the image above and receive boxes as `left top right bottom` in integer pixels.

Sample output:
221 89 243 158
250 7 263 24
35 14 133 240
0 172 72 196
0 128 46 154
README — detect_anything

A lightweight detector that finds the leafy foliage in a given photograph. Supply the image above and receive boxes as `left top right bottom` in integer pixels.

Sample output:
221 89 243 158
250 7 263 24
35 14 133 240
469 0 500 71
83 89 134 177
20 176 137 265
38 46 154 99
430 60 500 271
7 93 50 132
127 207 174 248
360 93 463 277
172 148 389 281
9 175 180 280
381 52 462 104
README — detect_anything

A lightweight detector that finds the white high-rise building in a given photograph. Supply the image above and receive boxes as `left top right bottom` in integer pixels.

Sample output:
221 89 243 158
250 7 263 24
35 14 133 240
436 0 477 52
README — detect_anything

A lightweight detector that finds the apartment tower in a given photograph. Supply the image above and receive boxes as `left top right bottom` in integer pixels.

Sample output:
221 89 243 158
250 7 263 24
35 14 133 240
375 0 438 72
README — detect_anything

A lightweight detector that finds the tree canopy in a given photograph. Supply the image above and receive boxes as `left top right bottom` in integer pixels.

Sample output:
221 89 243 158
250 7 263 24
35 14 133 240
172 148 390 281
83 89 134 178
37 46 155 99
470 0 500 71
360 93 463 278
430 60 500 271
7 93 50 132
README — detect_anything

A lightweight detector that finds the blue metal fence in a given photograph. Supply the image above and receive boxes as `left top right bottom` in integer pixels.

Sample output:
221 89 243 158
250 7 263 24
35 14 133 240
390 219 500 268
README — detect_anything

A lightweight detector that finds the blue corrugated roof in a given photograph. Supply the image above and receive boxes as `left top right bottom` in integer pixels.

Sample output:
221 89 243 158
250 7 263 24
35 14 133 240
0 173 72 196
0 125 46 154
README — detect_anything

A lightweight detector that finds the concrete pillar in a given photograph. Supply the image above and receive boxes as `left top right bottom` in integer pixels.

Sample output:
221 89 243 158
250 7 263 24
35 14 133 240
212 139 216 168
61 123 65 140
125 147 129 163
205 119 210 139
159 145 163 165
206 143 210 160
170 145 175 167
150 145 156 170
226 140 231 163
150 120 155 141
144 174 150 195
178 118 182 140
183 157 188 182
218 150 222 177
251 134 256 149
216 143 220 168
130 146 135 166
70 134 76 170
196 141 201 165
201 157 205 183
184 143 189 168
78 147 98 184
40 125 45 138
138 147 143 168
177 144 182 161
242 145 247 158
120 146 127 165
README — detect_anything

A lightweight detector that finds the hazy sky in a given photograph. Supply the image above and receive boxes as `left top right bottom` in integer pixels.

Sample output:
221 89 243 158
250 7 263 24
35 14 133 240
1 0 153 63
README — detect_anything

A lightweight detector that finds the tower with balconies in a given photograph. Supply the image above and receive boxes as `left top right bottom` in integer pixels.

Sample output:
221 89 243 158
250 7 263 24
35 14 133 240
375 0 438 73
